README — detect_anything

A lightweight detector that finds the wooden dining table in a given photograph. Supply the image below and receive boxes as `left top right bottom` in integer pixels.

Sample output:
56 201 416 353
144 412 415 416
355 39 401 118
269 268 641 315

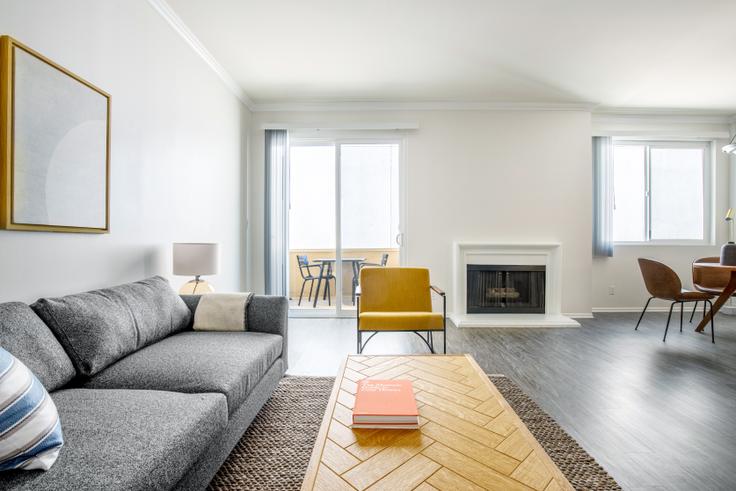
692 262 736 332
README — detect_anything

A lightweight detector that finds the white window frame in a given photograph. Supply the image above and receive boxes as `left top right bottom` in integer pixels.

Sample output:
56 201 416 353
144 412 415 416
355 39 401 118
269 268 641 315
612 139 713 246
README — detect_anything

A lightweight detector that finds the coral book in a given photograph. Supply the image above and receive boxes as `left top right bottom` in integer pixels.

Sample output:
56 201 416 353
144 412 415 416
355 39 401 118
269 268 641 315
351 379 419 429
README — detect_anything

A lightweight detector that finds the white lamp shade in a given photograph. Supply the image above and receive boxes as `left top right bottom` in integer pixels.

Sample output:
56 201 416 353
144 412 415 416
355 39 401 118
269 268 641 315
173 243 220 276
723 143 736 155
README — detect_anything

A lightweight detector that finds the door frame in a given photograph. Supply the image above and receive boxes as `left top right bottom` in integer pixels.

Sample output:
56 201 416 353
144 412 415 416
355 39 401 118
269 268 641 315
287 131 408 318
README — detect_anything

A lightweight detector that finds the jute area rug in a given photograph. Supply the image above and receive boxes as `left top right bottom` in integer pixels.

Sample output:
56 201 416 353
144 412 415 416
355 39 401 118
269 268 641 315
209 376 620 491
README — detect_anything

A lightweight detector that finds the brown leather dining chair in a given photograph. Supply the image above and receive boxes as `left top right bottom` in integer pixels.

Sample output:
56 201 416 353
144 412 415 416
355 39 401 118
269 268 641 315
690 256 732 323
636 258 715 342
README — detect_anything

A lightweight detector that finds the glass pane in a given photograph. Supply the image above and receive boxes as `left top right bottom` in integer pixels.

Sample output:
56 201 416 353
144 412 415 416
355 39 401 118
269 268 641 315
340 143 401 310
650 147 704 240
288 144 336 310
613 145 646 242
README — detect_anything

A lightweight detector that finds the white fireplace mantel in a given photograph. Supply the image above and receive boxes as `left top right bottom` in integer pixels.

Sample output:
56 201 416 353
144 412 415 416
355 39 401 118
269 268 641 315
449 242 580 328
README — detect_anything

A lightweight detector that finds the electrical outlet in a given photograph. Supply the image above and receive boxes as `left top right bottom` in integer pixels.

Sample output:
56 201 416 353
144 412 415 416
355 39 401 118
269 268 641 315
608 286 615 295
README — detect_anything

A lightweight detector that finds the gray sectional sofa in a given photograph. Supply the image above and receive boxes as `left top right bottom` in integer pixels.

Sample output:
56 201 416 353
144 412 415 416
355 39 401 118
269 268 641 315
0 277 288 490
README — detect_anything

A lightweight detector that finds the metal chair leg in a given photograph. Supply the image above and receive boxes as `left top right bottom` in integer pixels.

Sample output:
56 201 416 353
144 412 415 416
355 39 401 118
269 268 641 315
680 302 684 332
663 302 675 342
707 299 715 343
357 329 362 354
443 328 447 354
689 301 698 323
298 281 307 306
325 278 333 306
307 280 314 302
635 297 653 330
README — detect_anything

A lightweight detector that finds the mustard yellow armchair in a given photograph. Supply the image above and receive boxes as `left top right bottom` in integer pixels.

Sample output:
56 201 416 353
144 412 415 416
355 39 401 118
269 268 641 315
356 267 446 354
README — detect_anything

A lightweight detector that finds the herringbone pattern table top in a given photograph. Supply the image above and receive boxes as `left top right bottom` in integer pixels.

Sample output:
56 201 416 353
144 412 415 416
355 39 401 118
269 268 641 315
301 355 573 491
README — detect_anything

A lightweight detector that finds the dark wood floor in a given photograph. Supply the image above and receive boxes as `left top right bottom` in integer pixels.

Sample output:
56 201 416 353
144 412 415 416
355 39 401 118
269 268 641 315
288 311 736 491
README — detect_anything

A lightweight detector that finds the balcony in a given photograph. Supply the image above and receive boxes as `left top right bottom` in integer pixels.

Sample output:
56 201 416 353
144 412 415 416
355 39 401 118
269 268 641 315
288 248 400 310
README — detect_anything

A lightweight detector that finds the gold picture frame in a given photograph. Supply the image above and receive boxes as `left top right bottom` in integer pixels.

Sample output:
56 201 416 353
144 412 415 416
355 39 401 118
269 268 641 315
0 36 110 233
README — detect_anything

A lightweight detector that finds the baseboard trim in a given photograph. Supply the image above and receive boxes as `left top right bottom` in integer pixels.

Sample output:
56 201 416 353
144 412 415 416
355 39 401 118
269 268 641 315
563 312 594 319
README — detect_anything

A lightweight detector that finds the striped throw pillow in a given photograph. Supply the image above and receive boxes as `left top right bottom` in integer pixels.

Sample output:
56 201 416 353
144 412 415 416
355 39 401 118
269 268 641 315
0 346 63 471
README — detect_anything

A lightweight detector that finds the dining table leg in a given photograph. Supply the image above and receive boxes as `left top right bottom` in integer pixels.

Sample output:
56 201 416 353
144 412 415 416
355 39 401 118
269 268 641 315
695 270 736 332
313 261 326 308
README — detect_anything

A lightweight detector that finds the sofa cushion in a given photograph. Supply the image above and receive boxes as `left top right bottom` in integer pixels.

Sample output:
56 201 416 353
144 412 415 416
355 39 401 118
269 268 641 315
0 303 75 391
31 276 191 377
0 347 64 472
83 331 283 414
0 388 227 490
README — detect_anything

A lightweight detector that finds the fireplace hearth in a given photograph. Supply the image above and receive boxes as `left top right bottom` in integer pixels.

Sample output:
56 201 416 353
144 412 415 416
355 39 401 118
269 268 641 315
466 264 545 314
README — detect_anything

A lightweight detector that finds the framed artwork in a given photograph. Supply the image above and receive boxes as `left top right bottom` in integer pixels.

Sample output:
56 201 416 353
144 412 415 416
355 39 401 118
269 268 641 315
0 36 110 233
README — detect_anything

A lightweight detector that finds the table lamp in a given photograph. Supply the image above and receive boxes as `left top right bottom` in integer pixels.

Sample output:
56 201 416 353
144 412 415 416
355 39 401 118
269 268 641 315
721 210 736 266
173 243 219 294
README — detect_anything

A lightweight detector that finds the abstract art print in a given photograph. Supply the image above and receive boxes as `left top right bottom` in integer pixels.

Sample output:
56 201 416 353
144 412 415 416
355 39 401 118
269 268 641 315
0 36 110 233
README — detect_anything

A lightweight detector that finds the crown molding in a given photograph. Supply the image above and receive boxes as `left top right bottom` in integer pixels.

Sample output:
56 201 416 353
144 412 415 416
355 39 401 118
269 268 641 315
593 106 736 124
146 0 253 109
251 100 596 113
592 111 735 126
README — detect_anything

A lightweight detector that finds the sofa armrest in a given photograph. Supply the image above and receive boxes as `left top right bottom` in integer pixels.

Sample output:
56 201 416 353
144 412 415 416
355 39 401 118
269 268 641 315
180 294 203 320
180 294 289 370
247 296 288 337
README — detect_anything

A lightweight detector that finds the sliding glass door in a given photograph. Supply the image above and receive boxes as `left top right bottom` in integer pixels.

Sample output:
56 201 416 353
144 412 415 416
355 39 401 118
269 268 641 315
287 137 403 316
340 143 401 311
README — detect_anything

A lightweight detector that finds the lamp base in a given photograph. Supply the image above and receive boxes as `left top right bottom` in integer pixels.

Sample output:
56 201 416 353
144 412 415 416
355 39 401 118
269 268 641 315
179 278 215 295
721 243 736 266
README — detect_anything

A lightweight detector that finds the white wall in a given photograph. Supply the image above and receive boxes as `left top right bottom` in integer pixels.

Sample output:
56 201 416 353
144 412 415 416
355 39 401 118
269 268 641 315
248 110 593 315
0 0 250 302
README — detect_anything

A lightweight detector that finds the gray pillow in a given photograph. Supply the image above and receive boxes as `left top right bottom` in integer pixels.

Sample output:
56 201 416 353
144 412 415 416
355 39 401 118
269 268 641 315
0 302 76 391
32 276 191 377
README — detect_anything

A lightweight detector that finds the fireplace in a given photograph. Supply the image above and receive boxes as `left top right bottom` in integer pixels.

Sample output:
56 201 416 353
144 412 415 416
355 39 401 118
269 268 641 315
466 265 546 314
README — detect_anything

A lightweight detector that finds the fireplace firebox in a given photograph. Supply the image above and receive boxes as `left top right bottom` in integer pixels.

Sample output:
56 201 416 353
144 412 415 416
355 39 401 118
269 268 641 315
466 265 545 314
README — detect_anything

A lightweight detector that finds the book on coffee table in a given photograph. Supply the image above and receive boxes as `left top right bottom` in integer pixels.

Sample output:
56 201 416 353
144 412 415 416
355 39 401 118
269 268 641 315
351 379 418 429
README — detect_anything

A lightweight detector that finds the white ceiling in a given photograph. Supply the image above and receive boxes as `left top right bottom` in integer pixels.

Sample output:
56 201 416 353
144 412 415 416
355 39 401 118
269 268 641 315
165 0 736 111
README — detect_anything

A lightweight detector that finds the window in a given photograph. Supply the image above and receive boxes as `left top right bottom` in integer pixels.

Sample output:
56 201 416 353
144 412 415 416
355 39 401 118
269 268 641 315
612 140 711 244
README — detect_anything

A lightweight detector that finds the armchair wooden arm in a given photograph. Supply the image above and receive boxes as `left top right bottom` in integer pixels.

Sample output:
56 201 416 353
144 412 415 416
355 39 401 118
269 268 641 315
430 285 445 296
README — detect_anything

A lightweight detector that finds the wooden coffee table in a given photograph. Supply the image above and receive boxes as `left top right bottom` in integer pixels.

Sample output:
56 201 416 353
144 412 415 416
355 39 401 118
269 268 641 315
301 354 573 491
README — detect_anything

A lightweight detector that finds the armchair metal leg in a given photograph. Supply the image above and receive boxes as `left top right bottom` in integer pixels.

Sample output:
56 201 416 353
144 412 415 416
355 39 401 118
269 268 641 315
442 293 447 354
307 280 314 302
412 332 434 353
635 297 653 330
356 297 361 353
680 302 684 333
663 302 676 342
707 299 715 343
689 301 698 323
